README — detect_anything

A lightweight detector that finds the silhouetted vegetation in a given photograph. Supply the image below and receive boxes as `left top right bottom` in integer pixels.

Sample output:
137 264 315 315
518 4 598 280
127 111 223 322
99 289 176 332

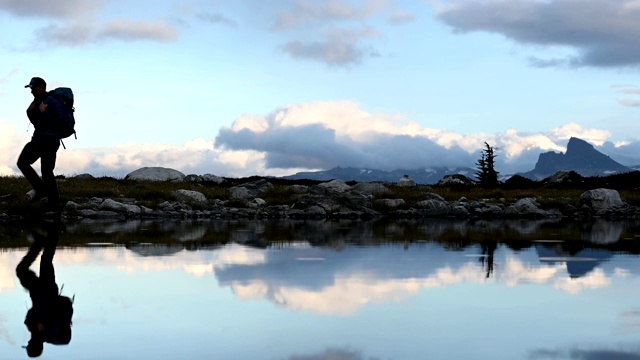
476 142 499 187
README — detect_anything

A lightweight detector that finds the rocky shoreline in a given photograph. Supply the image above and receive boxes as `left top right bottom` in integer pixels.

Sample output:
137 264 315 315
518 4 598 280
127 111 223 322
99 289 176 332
1 165 635 222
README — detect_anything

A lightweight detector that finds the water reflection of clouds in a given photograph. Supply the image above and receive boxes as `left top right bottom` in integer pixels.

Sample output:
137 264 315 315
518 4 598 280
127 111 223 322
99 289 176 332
0 243 632 316
0 315 17 346
285 347 369 360
0 252 21 293
228 263 488 315
552 269 611 294
224 259 620 315
502 258 612 293
529 347 640 360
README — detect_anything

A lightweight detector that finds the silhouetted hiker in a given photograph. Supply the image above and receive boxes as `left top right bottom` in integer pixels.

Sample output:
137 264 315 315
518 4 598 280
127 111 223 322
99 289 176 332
16 223 74 357
17 77 65 213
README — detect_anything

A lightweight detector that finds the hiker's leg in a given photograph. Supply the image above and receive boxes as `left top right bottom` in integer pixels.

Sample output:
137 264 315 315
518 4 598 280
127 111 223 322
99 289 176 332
16 268 38 292
16 242 43 291
40 138 60 207
39 228 58 287
17 141 44 195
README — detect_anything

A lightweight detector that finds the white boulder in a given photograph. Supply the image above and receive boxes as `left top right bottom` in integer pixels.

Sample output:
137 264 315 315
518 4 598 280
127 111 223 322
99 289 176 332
397 175 416 187
172 190 207 204
319 179 351 192
579 188 624 211
125 167 185 181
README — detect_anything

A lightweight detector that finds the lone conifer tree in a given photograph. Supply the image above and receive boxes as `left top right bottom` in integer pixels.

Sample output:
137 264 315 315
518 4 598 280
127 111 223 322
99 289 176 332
475 142 499 186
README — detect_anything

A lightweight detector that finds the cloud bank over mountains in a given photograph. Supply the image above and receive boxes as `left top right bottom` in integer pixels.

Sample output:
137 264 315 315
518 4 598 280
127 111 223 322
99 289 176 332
1 101 636 178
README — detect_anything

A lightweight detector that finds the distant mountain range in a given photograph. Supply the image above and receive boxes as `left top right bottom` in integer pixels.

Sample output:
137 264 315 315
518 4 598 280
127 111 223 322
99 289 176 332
283 166 476 184
282 137 633 184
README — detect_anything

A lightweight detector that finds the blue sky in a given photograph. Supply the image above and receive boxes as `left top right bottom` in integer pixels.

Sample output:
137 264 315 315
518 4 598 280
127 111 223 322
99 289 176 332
1 0 640 177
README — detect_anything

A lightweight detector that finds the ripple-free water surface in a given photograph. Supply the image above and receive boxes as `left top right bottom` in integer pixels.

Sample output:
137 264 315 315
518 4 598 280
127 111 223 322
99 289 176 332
1 219 640 359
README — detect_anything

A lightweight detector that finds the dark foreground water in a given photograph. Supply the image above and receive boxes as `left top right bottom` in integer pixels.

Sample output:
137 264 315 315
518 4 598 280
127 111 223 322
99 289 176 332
2 218 640 360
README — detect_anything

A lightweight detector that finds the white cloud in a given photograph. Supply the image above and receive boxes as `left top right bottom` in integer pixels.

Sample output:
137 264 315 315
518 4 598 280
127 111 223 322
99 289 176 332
35 19 179 47
97 19 179 42
0 0 105 19
0 121 27 176
620 100 640 107
614 85 640 107
35 22 95 46
436 0 640 68
196 12 238 27
549 123 611 146
215 101 629 174
1 101 637 178
270 0 408 66
389 11 417 25
281 26 380 66
273 0 392 30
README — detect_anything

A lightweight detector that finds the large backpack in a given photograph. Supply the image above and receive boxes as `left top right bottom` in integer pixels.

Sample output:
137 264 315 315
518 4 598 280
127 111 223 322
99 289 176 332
44 295 74 345
24 294 74 346
48 87 76 140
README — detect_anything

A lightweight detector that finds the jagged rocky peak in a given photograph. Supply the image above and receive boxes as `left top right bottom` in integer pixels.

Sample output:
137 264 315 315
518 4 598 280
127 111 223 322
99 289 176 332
566 137 594 153
521 137 631 180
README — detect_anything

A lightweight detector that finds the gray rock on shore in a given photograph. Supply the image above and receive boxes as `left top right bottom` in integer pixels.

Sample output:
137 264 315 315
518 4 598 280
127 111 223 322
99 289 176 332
12 169 638 221
125 167 186 181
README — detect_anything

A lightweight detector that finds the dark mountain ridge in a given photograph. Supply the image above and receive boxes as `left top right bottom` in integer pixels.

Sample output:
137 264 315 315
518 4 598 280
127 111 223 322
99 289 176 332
519 137 631 180
282 166 476 184
282 137 632 184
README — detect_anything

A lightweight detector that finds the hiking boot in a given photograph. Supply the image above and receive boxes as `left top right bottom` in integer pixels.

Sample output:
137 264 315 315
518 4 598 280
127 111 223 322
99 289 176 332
26 190 46 202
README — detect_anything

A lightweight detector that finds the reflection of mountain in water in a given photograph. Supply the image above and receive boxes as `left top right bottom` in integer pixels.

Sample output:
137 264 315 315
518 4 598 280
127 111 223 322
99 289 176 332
535 245 613 278
207 239 640 315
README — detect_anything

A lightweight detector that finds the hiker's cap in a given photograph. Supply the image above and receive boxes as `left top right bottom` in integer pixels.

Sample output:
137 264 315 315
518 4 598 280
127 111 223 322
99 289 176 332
24 77 46 89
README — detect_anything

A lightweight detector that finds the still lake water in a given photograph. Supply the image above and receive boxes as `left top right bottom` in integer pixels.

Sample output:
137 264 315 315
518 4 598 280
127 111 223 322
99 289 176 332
2 218 640 360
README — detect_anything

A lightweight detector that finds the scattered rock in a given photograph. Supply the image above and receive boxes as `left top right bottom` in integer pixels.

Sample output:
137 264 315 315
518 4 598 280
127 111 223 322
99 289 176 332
319 179 351 192
100 199 142 215
352 183 390 196
230 187 253 200
512 198 548 218
437 174 476 186
4 169 639 222
125 167 185 182
579 188 624 211
253 198 267 207
73 173 95 179
397 175 416 187
202 174 225 184
378 199 406 208
417 199 451 216
172 190 207 204
184 175 203 183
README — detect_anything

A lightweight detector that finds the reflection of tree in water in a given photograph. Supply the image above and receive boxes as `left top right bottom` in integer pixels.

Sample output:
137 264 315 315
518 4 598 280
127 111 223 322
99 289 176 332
480 241 497 279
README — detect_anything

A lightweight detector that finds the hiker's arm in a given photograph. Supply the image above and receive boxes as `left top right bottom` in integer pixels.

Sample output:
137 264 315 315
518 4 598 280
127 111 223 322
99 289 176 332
26 102 43 127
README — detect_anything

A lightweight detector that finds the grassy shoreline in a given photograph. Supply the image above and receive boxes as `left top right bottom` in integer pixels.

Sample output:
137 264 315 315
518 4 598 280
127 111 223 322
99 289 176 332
1 173 640 218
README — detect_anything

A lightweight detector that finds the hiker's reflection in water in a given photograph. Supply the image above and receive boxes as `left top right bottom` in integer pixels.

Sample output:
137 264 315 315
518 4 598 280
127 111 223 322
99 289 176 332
15 223 74 358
